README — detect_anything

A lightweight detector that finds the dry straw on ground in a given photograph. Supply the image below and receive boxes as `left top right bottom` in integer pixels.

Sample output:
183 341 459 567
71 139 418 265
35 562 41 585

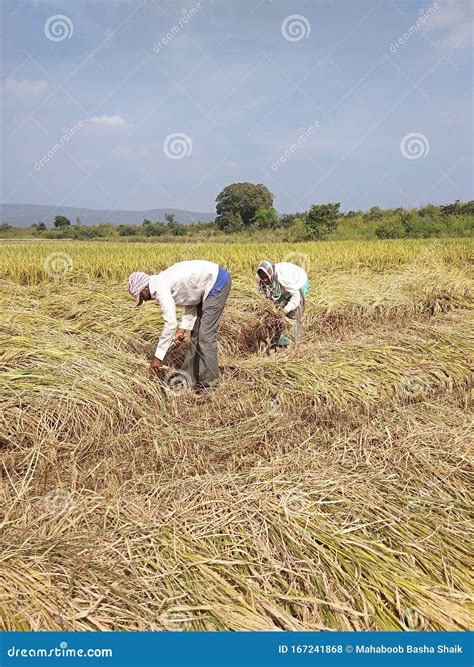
0 239 473 631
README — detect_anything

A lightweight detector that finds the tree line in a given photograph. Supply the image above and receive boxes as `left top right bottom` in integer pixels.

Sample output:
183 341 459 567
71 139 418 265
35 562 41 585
1 182 472 240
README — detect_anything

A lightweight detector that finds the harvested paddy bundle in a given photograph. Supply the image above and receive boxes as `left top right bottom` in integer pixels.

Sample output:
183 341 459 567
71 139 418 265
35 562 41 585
305 266 473 333
219 291 288 356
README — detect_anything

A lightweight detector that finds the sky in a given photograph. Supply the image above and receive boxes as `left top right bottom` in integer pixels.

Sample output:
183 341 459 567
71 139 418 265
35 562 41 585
0 0 472 215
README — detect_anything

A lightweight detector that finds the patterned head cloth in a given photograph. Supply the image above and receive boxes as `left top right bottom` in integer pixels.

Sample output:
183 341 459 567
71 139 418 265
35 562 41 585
256 260 281 301
127 271 150 305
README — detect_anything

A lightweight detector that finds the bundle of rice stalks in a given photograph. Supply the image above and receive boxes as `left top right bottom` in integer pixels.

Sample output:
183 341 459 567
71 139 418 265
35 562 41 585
233 315 472 411
304 266 473 333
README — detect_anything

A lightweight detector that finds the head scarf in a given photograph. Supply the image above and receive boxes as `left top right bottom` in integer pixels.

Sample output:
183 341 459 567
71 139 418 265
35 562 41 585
127 271 150 305
256 260 281 301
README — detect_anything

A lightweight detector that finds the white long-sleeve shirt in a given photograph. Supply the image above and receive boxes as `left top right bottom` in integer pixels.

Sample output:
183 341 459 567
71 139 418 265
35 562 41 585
149 260 219 360
258 262 308 314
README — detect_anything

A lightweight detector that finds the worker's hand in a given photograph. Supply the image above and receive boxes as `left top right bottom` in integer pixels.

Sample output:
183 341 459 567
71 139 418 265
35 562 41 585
149 357 161 376
174 329 186 347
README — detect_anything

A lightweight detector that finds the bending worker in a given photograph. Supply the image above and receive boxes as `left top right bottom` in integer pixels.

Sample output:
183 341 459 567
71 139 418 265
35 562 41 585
255 259 309 346
128 260 231 388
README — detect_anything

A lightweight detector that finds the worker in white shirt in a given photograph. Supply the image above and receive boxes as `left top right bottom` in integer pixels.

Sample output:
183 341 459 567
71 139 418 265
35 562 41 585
128 260 231 388
255 260 309 346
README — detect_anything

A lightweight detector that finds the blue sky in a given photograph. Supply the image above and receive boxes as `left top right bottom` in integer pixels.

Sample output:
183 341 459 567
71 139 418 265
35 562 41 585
1 0 472 214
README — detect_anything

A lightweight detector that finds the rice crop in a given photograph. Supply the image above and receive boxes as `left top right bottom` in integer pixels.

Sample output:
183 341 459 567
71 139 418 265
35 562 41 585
0 238 473 631
1 237 472 284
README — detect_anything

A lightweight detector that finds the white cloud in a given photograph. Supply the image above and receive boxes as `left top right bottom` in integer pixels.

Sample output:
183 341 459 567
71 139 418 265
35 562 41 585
421 0 473 50
2 78 50 103
90 114 127 127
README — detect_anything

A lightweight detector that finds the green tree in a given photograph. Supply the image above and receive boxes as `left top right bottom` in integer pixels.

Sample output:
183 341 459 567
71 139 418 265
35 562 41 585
363 205 383 221
255 206 279 229
290 216 312 241
279 212 304 227
216 182 273 230
54 215 71 229
164 212 176 225
440 200 462 217
304 203 340 240
72 226 100 239
170 223 187 236
118 224 138 236
401 211 443 238
375 220 406 239
461 200 474 215
142 222 167 237
95 223 114 237
418 204 440 218
217 211 244 233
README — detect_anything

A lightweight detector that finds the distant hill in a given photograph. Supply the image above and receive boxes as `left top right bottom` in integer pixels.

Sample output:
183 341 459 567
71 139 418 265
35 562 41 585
0 203 214 227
